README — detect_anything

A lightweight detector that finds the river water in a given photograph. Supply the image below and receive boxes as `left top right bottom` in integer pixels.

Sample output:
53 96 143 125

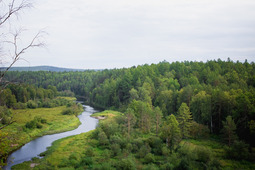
4 105 99 170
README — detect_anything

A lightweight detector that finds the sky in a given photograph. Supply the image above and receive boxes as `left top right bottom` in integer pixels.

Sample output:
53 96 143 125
3 0 255 69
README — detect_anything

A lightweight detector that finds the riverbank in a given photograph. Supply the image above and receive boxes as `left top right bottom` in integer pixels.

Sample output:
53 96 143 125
11 110 117 169
9 105 99 170
0 103 83 167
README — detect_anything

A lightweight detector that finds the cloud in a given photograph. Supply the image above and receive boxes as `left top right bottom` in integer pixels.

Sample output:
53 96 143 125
10 0 255 69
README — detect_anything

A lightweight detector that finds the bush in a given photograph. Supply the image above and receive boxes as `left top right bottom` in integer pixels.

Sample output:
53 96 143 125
25 117 47 129
25 120 37 129
26 100 38 109
80 157 93 166
62 108 74 115
189 121 209 139
0 106 12 125
13 102 27 109
195 146 212 163
225 140 250 160
174 158 191 170
147 136 162 155
62 103 83 116
85 147 95 157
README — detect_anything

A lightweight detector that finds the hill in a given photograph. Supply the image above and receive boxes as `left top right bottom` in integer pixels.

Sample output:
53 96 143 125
0 66 87 72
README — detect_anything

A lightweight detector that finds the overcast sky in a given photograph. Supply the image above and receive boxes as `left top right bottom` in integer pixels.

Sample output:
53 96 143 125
7 0 255 69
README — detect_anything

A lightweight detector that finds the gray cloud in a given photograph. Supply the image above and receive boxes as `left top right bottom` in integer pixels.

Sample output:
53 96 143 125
11 0 255 69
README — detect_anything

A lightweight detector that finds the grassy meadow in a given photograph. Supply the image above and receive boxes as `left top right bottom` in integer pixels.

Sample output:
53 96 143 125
1 97 81 155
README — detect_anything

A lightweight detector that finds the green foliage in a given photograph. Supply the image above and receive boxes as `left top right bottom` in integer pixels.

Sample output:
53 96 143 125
144 153 155 164
189 121 209 139
177 103 192 139
114 157 136 170
25 116 47 129
160 114 181 152
0 106 12 125
3 60 255 169
62 103 83 116
26 100 38 109
194 146 212 163
225 140 250 160
221 115 238 146
0 130 10 167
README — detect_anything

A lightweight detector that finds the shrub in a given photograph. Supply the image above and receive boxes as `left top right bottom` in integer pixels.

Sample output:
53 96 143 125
0 106 12 125
13 102 27 109
225 140 250 160
25 117 47 129
62 108 73 115
174 158 191 170
85 147 95 157
25 120 37 129
195 146 212 164
26 100 38 109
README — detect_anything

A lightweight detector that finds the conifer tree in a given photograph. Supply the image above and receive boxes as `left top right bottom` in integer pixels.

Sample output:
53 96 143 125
221 115 237 146
177 103 192 138
160 114 181 152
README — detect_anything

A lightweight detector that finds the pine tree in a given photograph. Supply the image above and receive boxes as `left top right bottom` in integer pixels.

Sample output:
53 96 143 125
221 115 237 146
160 114 181 152
177 103 192 139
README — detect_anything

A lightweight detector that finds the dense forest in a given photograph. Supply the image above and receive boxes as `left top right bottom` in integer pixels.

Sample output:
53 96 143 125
1 59 255 169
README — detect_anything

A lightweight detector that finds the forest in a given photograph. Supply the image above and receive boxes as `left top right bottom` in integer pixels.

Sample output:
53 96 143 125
1 59 255 169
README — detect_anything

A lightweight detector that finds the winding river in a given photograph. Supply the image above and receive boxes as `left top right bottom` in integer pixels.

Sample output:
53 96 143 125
4 105 99 170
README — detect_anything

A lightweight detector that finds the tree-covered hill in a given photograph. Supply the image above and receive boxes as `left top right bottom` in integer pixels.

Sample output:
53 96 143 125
0 66 90 72
2 59 255 168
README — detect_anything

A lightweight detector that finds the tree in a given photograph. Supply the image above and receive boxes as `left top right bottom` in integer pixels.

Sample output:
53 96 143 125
0 0 45 130
160 114 181 152
154 106 163 136
221 116 238 146
190 91 212 132
125 107 136 138
177 103 192 139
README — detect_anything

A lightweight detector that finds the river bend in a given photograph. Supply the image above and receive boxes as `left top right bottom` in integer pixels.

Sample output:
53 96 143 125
4 105 98 170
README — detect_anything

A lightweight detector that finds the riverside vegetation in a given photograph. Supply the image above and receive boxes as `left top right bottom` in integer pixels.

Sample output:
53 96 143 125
1 59 255 169
0 84 83 167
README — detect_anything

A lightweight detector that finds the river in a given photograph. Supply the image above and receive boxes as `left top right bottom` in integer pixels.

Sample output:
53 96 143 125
4 105 99 170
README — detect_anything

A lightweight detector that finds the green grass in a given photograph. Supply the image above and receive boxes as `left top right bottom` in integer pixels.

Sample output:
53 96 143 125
1 106 81 155
91 110 124 118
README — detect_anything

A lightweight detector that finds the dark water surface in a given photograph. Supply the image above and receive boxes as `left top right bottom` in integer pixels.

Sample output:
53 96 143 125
4 105 99 170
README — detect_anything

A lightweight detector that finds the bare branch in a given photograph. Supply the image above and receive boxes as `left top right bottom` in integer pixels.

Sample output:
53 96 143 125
0 30 45 85
0 0 32 27
0 120 15 130
0 111 16 130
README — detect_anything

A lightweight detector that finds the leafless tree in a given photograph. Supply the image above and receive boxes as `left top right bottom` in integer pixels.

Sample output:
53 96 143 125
0 0 45 129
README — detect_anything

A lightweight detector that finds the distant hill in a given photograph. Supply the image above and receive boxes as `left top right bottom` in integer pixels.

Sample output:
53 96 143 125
0 66 92 72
